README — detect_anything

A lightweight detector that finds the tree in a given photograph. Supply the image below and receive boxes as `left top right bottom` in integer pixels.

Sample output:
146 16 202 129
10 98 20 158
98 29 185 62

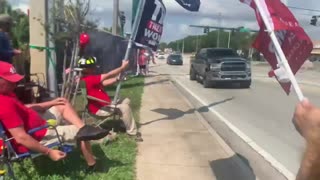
0 0 29 49
159 42 167 51
43 0 98 98
167 30 257 56
0 0 30 76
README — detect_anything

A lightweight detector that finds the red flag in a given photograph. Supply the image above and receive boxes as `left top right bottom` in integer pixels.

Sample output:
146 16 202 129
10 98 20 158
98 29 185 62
241 0 313 94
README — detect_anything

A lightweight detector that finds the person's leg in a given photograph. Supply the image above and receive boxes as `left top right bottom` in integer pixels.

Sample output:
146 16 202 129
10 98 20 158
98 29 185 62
81 141 96 166
136 64 140 76
43 102 110 141
95 99 138 135
146 63 149 76
53 101 85 128
143 65 147 76
117 98 137 135
53 125 96 167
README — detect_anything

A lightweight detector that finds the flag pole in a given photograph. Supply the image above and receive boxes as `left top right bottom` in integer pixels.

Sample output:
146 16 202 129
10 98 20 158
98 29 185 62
253 0 305 101
112 0 145 104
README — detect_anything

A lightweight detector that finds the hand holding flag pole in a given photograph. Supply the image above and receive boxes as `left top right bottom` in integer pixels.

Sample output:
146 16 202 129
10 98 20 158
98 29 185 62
253 0 305 101
112 0 145 104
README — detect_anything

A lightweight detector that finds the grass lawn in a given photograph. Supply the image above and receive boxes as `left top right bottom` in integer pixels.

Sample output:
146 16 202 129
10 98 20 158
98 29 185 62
10 76 144 180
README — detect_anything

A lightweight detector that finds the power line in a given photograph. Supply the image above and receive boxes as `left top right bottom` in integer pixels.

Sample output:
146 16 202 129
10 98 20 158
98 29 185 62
288 6 320 13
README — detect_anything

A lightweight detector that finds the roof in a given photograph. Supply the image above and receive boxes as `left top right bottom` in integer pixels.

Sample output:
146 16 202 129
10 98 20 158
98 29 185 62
311 49 320 55
312 41 320 48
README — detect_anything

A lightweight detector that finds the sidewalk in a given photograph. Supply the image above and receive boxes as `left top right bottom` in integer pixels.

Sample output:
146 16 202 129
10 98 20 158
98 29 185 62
136 74 256 180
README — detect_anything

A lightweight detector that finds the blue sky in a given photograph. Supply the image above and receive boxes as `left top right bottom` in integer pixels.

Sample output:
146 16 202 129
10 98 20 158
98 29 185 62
9 0 320 42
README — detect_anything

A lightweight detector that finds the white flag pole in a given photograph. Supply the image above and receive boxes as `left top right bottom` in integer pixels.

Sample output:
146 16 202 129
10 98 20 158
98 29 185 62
253 0 305 101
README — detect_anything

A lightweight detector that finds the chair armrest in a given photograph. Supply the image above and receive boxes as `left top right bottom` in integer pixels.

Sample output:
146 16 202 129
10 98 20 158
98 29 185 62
87 95 110 104
28 125 49 134
28 119 57 134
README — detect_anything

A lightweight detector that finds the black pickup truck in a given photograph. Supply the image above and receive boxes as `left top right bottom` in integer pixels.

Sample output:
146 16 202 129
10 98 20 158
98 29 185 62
190 48 251 88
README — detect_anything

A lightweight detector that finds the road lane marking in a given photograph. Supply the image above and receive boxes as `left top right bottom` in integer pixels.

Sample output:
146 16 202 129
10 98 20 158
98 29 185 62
174 76 295 180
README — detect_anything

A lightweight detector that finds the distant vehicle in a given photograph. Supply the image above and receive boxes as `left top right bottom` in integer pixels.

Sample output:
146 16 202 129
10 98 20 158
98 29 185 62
190 48 251 88
167 54 183 65
155 50 162 58
158 54 165 59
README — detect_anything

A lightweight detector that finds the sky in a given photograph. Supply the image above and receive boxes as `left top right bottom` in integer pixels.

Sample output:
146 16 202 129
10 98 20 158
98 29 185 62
8 0 320 43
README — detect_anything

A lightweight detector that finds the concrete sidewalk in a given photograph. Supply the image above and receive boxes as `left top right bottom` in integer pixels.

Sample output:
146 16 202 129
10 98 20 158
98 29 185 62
136 75 257 180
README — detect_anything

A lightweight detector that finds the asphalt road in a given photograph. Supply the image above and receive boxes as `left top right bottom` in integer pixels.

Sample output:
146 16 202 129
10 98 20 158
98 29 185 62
151 55 320 174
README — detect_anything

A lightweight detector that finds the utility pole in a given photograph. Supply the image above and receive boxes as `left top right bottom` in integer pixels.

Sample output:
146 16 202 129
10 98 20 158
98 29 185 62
112 0 119 35
227 31 231 48
182 39 185 55
47 0 58 97
195 35 198 52
119 11 126 37
216 13 222 48
132 0 140 27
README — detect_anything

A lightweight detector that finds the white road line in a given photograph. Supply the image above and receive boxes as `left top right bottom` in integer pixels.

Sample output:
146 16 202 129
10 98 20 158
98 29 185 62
174 77 295 180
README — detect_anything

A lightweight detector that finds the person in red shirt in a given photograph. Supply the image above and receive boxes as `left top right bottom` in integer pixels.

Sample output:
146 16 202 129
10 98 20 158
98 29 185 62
78 57 141 141
138 49 148 76
0 61 110 172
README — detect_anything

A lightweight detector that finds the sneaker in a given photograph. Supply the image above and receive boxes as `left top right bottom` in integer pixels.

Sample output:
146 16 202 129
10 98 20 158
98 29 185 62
85 163 97 174
85 160 107 173
76 125 110 141
129 132 143 142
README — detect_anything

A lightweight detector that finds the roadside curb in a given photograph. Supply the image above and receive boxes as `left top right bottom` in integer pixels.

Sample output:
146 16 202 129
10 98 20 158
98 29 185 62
171 76 295 180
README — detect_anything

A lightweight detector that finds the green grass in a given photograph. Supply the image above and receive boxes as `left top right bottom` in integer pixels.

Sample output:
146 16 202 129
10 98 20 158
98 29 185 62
9 76 145 180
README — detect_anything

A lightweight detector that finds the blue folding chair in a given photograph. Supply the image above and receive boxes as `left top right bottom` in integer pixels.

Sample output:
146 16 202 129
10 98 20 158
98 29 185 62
0 120 74 180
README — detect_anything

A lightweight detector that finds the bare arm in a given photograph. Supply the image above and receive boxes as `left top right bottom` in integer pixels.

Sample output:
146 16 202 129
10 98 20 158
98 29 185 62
8 126 66 161
293 100 320 180
102 77 118 86
26 101 53 112
297 143 320 180
100 66 123 82
100 60 129 83
8 126 50 154
26 98 67 113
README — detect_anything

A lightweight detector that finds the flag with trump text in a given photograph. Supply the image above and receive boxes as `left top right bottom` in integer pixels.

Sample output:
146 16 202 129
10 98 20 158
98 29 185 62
134 0 166 51
240 0 313 95
175 0 201 12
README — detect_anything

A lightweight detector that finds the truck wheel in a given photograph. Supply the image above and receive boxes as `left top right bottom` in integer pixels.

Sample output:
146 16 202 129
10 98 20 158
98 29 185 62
240 81 251 88
203 76 211 88
190 67 196 80
196 75 202 83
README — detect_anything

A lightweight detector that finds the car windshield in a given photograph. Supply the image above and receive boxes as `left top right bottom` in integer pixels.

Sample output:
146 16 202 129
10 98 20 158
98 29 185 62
207 49 238 58
169 55 182 59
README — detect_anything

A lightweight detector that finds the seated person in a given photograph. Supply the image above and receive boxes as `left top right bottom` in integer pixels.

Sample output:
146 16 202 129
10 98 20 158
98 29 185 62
0 61 109 172
78 57 141 140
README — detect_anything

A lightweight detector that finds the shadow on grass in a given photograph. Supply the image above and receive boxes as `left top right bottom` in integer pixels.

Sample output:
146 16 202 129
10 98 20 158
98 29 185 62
13 145 125 179
140 97 234 126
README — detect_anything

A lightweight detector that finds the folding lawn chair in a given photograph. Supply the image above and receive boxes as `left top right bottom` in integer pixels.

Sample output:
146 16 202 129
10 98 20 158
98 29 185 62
73 80 121 128
0 120 74 180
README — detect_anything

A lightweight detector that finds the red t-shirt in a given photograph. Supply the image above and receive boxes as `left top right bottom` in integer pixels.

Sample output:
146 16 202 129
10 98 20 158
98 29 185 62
138 54 147 65
0 94 47 154
81 75 111 114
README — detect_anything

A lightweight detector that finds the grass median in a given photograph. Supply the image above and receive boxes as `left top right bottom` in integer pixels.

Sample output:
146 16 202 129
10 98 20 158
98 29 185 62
11 76 145 180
